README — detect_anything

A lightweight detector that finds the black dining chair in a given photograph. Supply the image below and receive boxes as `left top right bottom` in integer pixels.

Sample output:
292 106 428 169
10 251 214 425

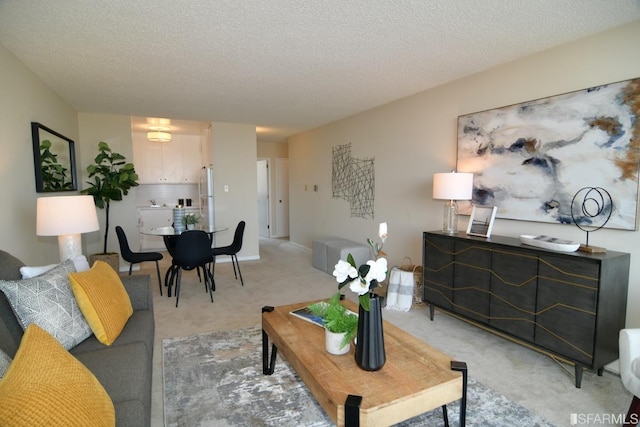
211 221 245 286
116 226 164 295
170 230 214 307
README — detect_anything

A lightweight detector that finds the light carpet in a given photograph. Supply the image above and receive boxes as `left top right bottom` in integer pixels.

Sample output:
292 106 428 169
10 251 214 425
163 326 555 426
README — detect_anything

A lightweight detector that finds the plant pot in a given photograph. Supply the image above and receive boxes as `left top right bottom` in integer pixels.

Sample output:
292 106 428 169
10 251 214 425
187 224 195 230
325 328 350 355
89 252 120 273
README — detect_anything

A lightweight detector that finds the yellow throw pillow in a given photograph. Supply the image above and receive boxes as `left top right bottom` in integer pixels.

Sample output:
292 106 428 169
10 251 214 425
69 261 133 346
0 324 115 426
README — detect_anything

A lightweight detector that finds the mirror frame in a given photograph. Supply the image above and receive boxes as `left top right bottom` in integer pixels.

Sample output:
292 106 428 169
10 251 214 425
31 122 78 192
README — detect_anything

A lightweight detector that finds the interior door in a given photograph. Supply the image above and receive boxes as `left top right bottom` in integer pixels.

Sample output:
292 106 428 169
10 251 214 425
257 159 270 237
275 158 289 237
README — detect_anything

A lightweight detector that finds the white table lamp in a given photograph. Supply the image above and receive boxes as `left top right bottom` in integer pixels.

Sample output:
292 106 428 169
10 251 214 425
433 172 473 234
37 195 100 261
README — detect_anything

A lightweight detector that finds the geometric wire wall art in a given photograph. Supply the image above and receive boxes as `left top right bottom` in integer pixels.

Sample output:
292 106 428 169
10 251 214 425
332 143 375 219
457 77 640 230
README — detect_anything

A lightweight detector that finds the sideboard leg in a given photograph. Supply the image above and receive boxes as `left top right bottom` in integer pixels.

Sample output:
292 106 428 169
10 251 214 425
429 303 435 321
261 306 277 375
345 394 362 427
575 364 583 388
597 367 604 376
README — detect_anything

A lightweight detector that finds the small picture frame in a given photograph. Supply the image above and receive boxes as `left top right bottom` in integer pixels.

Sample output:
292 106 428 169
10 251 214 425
466 206 498 238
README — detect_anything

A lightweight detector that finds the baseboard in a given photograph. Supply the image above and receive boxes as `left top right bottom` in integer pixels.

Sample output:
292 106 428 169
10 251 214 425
288 241 311 252
214 255 260 263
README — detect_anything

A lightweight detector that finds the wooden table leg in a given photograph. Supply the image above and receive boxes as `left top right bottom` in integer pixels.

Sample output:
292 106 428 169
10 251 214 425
262 306 278 375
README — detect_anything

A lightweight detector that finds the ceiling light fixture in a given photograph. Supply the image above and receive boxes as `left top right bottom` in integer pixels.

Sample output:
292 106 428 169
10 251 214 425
147 131 172 142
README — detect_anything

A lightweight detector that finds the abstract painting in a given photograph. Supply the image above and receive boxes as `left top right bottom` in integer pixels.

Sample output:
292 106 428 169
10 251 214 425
457 78 640 230
332 143 375 219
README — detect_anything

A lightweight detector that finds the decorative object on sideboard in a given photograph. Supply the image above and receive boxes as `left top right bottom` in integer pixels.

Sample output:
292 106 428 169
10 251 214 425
457 77 640 231
433 171 473 234
81 141 140 258
31 122 78 193
570 187 613 253
519 235 580 252
466 205 498 238
36 195 100 261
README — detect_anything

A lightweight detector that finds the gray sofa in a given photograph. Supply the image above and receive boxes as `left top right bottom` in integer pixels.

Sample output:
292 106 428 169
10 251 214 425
0 250 154 427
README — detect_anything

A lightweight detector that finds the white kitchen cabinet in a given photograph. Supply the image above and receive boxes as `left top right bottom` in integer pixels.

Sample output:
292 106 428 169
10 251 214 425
137 207 201 250
132 133 202 183
137 208 172 251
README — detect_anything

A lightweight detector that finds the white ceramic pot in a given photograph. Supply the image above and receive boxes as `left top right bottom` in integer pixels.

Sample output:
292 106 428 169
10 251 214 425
187 224 195 230
325 329 350 355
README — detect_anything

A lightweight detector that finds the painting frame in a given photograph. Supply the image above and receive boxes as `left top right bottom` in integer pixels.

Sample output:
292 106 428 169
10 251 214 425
31 122 78 193
466 205 497 238
456 78 640 231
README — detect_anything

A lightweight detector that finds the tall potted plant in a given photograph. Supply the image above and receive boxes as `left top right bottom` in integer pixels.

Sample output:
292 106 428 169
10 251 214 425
82 141 139 269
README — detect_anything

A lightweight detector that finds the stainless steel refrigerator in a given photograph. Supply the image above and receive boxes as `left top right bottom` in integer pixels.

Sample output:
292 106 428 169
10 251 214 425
198 166 216 243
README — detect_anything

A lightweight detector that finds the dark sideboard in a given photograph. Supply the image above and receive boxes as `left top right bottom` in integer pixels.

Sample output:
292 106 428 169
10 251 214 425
422 230 630 388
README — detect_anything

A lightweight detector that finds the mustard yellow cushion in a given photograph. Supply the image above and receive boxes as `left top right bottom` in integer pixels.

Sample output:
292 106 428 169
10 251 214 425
0 324 115 426
69 261 133 346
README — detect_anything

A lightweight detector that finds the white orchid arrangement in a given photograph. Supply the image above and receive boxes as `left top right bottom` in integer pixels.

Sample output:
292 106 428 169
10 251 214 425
332 223 388 311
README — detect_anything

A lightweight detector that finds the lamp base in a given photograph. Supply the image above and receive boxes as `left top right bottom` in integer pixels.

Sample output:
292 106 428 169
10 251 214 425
57 234 82 261
442 200 458 234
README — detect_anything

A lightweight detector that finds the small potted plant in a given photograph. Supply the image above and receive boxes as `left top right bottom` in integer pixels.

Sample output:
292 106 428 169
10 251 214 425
183 213 201 230
308 293 358 355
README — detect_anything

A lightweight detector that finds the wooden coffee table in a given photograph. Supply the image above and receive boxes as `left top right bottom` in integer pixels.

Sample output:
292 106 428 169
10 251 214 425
261 300 467 427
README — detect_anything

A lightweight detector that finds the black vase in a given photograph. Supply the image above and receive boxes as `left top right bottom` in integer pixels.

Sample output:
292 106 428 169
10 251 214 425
355 293 386 371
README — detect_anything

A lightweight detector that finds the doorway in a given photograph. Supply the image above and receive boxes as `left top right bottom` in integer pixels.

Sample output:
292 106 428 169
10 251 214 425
275 158 289 237
257 159 270 237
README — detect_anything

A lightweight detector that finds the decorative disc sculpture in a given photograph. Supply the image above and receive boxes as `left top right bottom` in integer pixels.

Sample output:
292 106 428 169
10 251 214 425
570 187 612 253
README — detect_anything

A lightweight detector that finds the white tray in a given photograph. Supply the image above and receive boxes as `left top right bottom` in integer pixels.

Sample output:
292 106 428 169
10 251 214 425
519 235 580 252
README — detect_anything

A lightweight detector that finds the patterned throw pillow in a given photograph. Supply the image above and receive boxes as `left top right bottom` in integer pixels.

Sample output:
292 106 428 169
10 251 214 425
0 259 92 350
0 324 115 426
0 349 11 379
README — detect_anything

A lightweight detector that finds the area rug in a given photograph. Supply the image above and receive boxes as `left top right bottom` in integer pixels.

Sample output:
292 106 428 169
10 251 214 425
163 326 555 426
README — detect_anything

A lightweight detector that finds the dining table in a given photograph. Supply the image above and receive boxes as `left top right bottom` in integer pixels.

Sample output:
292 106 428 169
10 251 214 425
139 225 229 297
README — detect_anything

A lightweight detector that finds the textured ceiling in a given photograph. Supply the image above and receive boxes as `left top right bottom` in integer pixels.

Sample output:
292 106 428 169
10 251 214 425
1 1 639 142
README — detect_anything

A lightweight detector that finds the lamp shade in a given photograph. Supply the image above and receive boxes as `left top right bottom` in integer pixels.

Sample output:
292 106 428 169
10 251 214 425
433 172 473 200
37 195 99 236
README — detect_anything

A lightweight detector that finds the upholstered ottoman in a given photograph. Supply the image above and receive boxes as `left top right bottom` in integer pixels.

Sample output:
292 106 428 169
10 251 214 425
312 238 347 273
326 240 370 274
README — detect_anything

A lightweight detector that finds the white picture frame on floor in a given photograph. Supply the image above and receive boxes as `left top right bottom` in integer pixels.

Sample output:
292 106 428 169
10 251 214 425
467 206 498 238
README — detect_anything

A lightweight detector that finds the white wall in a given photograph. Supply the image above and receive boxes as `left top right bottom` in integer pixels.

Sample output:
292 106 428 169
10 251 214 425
0 43 79 264
210 122 259 259
77 113 140 258
288 21 640 327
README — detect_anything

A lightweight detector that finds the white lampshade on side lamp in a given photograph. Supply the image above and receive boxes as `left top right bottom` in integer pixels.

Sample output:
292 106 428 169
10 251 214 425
36 195 100 261
433 172 474 234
